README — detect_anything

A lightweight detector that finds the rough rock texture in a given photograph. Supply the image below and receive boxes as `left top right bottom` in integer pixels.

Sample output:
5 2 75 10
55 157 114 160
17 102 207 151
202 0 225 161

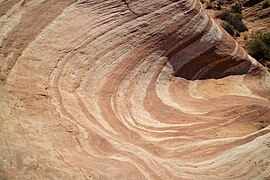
242 0 270 32
0 0 270 179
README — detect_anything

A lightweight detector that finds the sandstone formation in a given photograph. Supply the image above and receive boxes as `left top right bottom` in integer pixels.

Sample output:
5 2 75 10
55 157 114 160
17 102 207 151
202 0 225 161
0 0 270 179
242 0 270 32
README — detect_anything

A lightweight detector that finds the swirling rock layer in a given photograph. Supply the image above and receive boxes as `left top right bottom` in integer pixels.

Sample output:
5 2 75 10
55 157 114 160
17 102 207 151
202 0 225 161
0 0 270 179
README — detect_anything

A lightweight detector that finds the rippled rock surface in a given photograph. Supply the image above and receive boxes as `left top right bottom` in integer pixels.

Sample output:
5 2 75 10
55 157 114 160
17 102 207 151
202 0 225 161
0 0 270 179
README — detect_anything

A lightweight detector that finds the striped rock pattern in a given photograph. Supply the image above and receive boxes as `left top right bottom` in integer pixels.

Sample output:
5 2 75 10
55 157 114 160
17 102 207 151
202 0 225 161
0 0 270 179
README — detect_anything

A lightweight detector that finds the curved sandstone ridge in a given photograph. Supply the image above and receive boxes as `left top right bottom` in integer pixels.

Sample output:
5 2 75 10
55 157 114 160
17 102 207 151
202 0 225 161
0 0 270 179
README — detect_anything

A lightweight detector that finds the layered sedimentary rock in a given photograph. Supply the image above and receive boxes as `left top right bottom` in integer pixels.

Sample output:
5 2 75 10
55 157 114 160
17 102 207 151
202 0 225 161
242 0 270 32
0 0 270 179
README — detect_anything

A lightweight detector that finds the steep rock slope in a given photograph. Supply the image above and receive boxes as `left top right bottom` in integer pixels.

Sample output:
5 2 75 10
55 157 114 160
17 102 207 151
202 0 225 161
242 0 270 35
0 0 270 179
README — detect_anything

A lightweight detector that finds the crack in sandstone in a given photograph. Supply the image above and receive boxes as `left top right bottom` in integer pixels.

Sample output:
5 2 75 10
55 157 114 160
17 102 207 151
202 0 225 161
122 0 138 16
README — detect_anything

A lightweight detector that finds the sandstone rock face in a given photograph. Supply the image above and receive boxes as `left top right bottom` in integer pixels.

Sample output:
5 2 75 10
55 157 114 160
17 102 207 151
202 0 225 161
0 0 270 179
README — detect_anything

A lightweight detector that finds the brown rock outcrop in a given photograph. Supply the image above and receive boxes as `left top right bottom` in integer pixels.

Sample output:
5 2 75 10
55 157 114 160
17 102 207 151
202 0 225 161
0 0 270 179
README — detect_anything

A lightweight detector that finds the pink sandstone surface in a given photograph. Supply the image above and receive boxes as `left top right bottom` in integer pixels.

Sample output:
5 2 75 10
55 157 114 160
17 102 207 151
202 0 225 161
0 0 270 179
